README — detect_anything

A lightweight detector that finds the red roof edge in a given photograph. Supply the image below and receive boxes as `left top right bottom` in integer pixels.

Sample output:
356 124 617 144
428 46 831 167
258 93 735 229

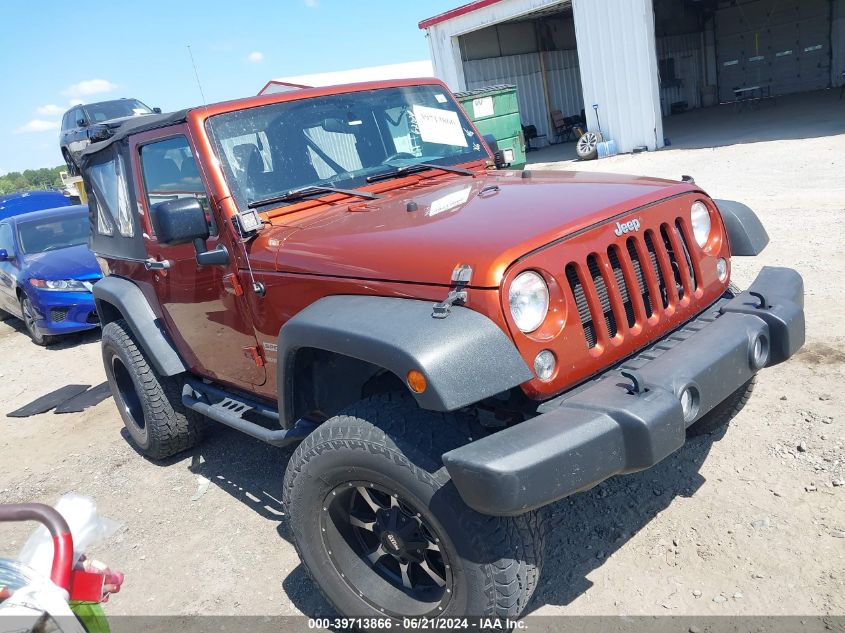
418 0 506 29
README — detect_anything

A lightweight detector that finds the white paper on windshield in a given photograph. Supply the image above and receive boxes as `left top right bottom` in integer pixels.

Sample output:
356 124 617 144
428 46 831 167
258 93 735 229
434 93 448 103
427 185 472 217
472 96 494 118
412 105 468 147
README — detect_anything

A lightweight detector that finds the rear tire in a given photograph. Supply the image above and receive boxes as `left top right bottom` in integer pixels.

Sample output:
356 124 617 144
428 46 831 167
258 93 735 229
283 393 544 621
687 376 757 437
101 319 203 459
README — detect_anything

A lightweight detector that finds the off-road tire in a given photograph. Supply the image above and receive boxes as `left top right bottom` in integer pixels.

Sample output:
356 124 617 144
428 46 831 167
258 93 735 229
20 294 57 346
283 392 544 622
687 376 757 437
101 319 203 459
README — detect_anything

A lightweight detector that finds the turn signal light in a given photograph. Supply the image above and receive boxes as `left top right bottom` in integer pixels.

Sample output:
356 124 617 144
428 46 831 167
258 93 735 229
407 370 427 393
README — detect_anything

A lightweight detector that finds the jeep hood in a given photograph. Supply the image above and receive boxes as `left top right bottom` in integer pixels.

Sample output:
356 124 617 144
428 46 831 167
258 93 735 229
271 171 699 288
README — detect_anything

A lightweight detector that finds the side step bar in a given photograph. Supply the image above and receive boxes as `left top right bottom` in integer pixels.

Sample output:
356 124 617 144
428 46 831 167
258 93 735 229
182 378 315 447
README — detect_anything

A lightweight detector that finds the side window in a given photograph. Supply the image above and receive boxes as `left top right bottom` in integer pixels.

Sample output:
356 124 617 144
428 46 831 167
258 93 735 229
140 136 215 235
0 223 13 252
71 108 85 126
88 156 133 237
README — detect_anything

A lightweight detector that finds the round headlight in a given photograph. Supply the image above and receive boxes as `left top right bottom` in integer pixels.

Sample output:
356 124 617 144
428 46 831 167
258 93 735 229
690 201 712 248
509 271 549 333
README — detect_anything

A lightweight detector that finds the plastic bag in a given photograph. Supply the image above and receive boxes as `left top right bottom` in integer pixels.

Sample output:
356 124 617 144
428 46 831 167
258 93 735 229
17 493 121 579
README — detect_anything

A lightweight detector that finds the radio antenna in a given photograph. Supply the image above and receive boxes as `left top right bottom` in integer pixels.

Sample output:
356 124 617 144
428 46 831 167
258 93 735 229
187 45 209 114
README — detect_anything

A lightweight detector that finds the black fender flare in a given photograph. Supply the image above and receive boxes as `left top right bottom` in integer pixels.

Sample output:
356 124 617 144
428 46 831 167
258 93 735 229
715 199 769 256
277 295 532 427
92 276 187 376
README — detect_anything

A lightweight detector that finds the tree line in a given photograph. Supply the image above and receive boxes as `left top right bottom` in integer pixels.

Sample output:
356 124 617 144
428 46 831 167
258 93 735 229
0 166 66 196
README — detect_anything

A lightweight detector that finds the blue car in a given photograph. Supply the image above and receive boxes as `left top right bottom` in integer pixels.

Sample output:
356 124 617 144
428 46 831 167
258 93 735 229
0 190 74 221
0 206 101 345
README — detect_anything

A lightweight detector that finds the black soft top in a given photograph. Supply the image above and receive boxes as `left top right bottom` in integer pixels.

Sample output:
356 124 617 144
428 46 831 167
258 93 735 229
79 109 191 167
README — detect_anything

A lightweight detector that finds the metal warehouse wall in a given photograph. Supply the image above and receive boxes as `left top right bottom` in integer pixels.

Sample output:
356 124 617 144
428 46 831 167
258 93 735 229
463 49 584 144
656 33 705 113
572 0 663 152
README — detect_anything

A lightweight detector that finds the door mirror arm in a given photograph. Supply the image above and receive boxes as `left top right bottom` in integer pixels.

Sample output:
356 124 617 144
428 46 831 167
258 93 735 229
195 243 230 266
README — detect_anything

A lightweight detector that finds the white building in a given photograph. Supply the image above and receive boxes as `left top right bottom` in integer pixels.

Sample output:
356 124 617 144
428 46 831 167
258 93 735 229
420 0 845 153
260 60 434 94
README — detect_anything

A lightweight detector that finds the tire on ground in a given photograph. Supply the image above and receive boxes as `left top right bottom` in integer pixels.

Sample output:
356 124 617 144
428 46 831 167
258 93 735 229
687 376 757 437
576 131 603 160
101 319 203 459
283 392 545 621
20 294 57 346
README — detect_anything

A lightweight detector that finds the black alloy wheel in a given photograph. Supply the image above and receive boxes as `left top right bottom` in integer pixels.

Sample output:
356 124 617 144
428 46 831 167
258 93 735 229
321 481 452 617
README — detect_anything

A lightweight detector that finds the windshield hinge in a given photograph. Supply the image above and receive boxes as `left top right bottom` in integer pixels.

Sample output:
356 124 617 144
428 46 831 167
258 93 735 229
432 264 472 319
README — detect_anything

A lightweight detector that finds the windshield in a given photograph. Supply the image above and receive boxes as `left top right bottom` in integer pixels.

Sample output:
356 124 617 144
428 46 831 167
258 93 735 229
17 213 89 254
85 100 152 123
206 85 488 210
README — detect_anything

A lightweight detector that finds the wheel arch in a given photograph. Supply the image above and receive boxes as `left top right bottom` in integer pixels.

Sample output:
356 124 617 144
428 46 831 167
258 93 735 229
92 276 187 376
277 295 532 428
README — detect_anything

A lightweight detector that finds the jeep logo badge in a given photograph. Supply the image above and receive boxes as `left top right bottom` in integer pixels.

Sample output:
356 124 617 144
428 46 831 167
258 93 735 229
614 219 641 236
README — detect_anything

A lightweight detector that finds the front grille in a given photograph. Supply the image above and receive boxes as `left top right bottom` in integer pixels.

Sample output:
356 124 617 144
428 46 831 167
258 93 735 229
565 220 700 349
50 308 69 322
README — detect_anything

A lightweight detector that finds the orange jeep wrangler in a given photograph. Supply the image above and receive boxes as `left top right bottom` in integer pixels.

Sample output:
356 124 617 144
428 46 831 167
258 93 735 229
80 78 805 621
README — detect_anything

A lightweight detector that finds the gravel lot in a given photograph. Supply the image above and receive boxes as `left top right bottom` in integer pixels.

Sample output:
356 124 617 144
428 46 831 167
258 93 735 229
1 94 843 618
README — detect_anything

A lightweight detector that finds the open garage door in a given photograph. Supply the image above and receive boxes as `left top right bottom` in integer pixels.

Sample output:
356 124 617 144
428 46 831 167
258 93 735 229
715 0 832 102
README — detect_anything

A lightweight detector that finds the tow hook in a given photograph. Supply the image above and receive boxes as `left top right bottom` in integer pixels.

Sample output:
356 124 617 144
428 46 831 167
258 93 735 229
621 370 648 395
432 264 473 319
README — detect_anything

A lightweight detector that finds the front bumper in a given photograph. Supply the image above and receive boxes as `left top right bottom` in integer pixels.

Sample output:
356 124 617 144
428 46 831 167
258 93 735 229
443 266 805 516
30 290 99 336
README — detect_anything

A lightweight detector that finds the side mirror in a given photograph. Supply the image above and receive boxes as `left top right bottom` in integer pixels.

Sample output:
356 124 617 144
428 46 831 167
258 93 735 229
152 107 162 114
151 198 209 246
483 134 499 153
0 248 11 262
483 134 512 169
77 118 88 127
89 126 113 143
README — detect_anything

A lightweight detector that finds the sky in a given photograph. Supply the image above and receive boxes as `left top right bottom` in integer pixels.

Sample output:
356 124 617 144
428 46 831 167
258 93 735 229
0 0 459 175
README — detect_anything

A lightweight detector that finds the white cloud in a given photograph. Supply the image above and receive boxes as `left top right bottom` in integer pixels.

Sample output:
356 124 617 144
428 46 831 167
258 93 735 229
16 119 60 133
36 104 65 116
68 99 85 106
61 79 117 98
246 51 264 63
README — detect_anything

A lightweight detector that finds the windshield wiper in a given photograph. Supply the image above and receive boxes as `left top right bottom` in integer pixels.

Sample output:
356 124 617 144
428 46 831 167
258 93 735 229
247 185 383 209
366 163 474 183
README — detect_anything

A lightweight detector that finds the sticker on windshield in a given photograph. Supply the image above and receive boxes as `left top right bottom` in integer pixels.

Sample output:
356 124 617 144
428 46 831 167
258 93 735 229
412 105 468 147
435 93 448 103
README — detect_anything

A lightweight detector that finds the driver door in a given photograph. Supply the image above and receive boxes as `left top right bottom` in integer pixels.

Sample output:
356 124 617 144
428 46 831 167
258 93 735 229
132 128 266 388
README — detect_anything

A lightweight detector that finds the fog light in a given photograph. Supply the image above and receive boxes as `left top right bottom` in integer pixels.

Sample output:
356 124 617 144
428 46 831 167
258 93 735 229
716 258 728 282
534 350 556 382
680 386 699 423
751 334 769 369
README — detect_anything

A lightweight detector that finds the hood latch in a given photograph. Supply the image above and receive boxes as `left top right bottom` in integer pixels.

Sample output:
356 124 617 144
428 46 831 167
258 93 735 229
432 264 473 319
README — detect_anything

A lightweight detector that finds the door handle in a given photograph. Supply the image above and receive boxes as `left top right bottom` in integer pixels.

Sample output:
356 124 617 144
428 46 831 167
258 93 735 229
144 258 172 270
